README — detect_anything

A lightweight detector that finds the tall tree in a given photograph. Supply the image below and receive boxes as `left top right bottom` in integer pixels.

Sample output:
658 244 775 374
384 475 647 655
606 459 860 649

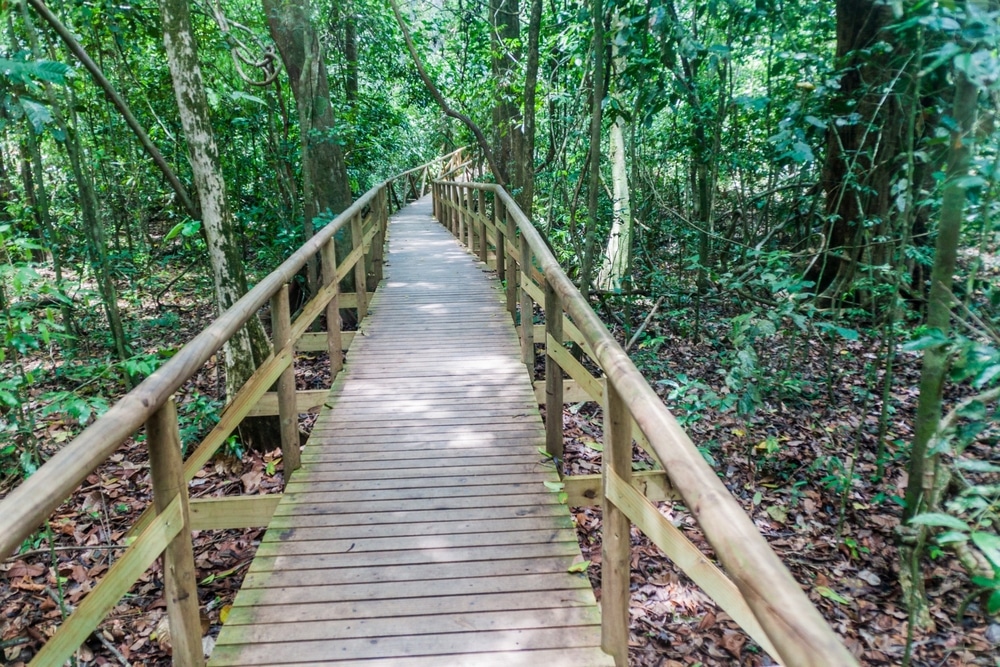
262 0 352 292
160 0 277 449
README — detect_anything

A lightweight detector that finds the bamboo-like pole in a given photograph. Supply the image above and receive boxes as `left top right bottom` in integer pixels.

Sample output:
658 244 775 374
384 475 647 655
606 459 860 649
147 400 204 667
272 285 300 474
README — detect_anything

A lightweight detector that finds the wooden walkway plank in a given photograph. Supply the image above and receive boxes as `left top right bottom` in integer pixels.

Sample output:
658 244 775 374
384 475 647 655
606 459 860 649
208 197 613 666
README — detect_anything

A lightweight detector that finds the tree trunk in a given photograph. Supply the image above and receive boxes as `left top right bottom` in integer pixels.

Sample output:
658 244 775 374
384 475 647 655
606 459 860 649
815 0 901 302
597 12 631 293
262 0 352 294
580 0 605 300
512 0 542 218
490 0 519 187
160 0 278 452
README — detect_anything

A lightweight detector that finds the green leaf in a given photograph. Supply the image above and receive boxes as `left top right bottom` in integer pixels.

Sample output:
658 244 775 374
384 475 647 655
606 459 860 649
20 98 52 133
164 221 187 242
557 491 568 504
971 532 1000 569
902 329 949 352
988 589 1000 615
909 512 969 531
815 586 851 604
543 480 565 492
567 560 591 573
537 447 553 459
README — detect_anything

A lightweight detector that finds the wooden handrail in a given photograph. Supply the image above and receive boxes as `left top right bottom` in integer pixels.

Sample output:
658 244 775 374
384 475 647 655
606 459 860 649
0 153 460 664
433 180 858 667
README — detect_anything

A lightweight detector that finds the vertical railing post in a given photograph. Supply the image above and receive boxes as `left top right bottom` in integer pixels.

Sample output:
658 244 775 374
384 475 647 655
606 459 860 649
373 188 386 285
467 188 475 251
477 188 488 264
272 284 300 474
505 200 518 318
432 182 438 219
457 186 466 244
321 238 343 376
147 400 204 667
601 382 633 666
544 280 564 463
351 213 368 321
519 234 534 373
450 183 460 235
495 195 506 283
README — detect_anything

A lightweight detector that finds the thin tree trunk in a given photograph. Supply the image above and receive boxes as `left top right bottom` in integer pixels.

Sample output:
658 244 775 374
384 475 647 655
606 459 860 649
597 12 631 292
580 0 604 300
514 0 542 218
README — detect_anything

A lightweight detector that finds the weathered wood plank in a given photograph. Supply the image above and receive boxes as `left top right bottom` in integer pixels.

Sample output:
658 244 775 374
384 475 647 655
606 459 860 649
189 495 281 531
209 198 608 667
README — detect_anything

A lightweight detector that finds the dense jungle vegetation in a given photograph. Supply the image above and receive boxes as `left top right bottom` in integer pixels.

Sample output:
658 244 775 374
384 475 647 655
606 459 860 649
1 0 999 664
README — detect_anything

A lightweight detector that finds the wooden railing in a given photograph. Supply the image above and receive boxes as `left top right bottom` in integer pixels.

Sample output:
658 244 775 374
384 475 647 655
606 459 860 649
433 180 858 667
0 148 466 667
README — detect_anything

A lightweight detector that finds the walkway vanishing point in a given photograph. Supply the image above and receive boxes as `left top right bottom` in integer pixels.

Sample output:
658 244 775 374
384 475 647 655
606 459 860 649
209 197 614 666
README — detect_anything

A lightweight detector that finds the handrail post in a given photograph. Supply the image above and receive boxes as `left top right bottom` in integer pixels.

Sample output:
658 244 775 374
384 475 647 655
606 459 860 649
351 213 368 321
457 186 466 244
450 183 459 235
601 381 632 666
519 233 534 373
467 188 475 251
505 200 518 317
321 238 343 376
495 195 506 285
477 189 488 264
544 280 564 463
147 400 204 667
272 284 300 474
373 188 386 285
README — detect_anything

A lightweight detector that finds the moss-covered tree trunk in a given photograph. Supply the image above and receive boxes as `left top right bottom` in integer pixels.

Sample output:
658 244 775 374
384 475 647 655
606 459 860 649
160 0 278 451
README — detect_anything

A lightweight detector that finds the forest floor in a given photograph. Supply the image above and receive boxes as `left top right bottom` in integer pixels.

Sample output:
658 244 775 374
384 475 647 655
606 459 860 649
1 284 999 666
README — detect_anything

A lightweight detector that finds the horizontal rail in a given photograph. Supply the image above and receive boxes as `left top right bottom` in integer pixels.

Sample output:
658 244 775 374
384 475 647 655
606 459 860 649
433 180 857 667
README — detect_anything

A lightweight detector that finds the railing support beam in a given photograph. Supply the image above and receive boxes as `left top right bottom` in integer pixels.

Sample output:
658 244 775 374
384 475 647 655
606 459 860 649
148 400 204 667
272 284 300 474
544 280 564 464
601 381 632 666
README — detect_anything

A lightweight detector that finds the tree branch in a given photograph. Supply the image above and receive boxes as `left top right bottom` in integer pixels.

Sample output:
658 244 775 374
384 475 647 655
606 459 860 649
387 0 506 187
26 0 200 220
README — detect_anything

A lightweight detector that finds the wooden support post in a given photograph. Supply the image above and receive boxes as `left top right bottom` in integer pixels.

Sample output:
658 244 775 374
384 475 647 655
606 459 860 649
351 213 368 321
477 189 488 264
544 280 564 463
467 189 475 251
450 184 459 235
373 190 386 285
271 284 300 474
519 234 534 373
601 381 633 666
495 198 506 280
321 239 343 375
506 203 518 317
432 183 438 219
457 186 466 244
147 400 204 667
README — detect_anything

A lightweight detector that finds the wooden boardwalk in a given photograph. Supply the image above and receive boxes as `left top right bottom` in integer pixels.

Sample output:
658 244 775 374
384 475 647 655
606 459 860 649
209 198 613 666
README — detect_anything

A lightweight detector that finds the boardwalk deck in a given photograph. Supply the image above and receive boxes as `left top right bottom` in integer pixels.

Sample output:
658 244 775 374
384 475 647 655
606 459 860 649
209 198 613 666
